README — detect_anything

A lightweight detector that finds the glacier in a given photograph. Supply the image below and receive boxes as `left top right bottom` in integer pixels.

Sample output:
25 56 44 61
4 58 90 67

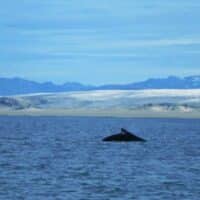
0 89 200 117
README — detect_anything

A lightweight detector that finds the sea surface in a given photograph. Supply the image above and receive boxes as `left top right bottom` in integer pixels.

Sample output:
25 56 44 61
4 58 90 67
0 116 199 200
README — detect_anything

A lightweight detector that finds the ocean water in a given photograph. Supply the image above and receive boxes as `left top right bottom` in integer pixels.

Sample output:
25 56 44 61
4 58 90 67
0 116 199 200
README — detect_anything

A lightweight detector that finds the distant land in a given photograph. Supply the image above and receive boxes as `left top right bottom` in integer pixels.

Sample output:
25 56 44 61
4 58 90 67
0 90 200 118
1 75 200 96
1 76 200 118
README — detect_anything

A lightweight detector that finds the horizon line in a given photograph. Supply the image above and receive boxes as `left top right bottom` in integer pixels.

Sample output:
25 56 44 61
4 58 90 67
0 74 200 86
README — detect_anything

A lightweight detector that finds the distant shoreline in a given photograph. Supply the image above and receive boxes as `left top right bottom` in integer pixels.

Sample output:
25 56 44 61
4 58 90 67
0 108 200 119
1 89 200 119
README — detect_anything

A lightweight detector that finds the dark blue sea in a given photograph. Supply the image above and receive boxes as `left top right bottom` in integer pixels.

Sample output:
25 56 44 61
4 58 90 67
0 116 199 200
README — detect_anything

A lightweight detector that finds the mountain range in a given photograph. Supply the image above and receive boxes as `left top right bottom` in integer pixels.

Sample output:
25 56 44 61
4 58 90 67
0 75 200 96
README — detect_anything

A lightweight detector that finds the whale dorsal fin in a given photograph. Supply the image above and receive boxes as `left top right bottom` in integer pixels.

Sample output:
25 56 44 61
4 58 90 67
121 128 129 134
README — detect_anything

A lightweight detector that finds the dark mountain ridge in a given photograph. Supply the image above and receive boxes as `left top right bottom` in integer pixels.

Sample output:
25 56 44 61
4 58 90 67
0 75 200 96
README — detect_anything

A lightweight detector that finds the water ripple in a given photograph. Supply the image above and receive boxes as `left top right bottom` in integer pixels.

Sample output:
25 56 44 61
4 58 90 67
0 116 199 199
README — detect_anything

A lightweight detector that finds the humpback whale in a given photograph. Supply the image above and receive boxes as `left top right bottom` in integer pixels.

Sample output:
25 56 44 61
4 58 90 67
103 128 146 142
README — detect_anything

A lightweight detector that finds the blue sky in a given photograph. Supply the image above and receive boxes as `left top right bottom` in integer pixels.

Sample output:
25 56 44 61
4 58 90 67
0 0 200 84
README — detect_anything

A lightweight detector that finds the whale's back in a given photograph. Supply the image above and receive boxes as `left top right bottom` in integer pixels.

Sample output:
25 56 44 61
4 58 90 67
103 128 146 142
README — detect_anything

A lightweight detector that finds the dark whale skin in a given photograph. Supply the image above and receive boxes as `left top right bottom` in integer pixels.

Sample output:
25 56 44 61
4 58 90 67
102 128 146 142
